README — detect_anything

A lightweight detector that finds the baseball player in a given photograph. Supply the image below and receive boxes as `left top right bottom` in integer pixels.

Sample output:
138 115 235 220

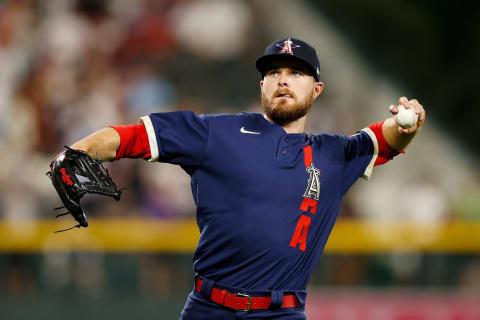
66 38 426 319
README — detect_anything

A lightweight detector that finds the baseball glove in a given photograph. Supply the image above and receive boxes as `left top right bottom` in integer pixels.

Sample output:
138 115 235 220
46 146 122 232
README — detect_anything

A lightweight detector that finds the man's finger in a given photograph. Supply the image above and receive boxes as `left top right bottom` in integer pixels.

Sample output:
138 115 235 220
399 96 415 110
399 125 417 134
410 99 426 124
389 104 399 114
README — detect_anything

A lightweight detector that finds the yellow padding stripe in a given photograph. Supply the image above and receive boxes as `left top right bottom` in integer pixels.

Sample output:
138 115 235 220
325 220 480 253
0 219 479 253
0 219 199 253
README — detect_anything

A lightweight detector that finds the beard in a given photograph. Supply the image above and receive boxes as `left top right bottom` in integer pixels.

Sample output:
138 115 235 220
261 89 314 126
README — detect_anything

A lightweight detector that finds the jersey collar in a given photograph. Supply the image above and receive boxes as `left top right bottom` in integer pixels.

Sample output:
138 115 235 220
243 112 309 143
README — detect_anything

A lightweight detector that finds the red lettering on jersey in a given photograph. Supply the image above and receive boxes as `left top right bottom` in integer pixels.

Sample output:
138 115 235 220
303 145 312 167
60 168 74 186
289 144 320 252
300 197 318 214
289 214 311 251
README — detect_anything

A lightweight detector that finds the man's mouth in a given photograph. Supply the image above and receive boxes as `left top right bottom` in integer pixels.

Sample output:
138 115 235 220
276 92 294 99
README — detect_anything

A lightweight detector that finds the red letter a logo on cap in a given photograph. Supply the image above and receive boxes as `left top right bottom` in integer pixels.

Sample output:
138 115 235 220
279 39 294 55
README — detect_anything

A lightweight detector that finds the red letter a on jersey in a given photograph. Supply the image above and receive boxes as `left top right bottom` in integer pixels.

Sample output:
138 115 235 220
289 214 311 251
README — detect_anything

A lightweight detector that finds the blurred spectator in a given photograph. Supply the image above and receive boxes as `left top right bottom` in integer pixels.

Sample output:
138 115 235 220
123 62 176 122
169 0 252 60
138 161 196 219
114 0 177 63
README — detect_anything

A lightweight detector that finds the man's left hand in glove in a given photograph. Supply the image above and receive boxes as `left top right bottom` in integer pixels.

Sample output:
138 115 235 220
46 146 122 232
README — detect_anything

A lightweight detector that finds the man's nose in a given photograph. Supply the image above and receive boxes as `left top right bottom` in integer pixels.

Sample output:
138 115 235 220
278 72 289 86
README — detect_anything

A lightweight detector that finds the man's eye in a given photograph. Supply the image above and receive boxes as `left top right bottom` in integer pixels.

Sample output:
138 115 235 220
292 71 301 76
269 71 279 76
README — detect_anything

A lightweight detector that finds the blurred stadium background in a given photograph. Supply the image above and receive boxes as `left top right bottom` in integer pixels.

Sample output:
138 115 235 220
0 0 479 319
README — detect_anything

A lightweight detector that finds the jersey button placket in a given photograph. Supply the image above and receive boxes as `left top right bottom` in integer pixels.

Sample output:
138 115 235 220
277 137 288 159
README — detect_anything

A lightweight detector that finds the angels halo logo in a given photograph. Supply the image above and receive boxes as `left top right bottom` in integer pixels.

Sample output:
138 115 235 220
276 38 301 55
303 163 320 201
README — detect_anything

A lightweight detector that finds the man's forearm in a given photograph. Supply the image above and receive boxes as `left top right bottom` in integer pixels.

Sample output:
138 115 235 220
70 127 120 161
382 117 418 151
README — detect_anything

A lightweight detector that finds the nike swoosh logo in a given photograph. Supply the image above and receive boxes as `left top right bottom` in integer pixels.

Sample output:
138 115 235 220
240 127 260 135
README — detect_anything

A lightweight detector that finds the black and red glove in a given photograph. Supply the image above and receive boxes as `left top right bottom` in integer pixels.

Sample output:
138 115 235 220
46 146 122 232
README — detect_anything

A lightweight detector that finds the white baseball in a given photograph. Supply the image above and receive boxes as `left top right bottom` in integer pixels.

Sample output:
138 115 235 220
394 105 418 129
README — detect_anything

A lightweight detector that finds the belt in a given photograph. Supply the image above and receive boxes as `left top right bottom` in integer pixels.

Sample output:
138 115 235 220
195 278 300 312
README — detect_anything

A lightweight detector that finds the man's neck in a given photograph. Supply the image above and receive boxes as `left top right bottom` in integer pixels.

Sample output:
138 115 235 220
263 114 307 134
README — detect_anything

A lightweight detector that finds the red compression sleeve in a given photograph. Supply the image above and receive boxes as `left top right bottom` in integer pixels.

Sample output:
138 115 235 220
110 124 151 160
368 121 404 166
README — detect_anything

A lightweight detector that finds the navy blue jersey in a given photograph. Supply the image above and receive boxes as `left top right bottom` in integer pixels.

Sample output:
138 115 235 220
141 111 377 291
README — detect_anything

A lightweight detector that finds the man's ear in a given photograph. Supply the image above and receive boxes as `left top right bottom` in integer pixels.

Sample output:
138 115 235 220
260 80 264 90
313 81 324 99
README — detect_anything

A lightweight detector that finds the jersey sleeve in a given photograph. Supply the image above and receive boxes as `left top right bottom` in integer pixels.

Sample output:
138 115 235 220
140 111 210 168
367 121 404 166
340 129 378 195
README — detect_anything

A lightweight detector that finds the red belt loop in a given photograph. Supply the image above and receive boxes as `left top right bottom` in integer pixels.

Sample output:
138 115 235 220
219 289 228 305
195 278 300 312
